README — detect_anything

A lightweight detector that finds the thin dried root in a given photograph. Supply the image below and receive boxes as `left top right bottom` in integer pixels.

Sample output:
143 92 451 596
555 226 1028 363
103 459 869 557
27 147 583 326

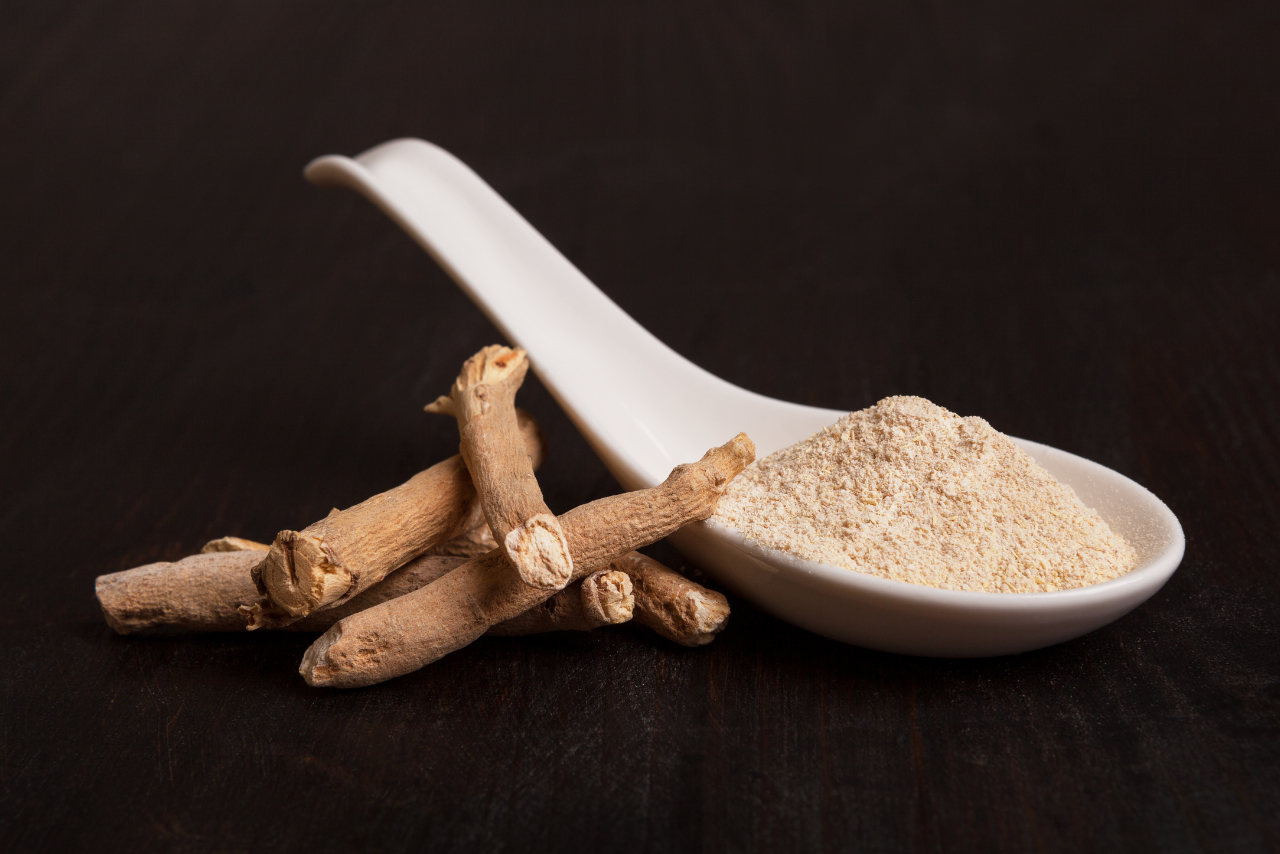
201 536 269 553
294 557 628 636
488 569 634 636
97 542 627 638
241 409 546 630
97 551 264 634
300 432 755 688
609 551 730 646
427 346 573 591
425 520 497 559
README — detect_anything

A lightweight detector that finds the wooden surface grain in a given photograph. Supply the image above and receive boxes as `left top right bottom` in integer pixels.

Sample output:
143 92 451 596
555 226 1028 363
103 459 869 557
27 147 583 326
2 1 1278 851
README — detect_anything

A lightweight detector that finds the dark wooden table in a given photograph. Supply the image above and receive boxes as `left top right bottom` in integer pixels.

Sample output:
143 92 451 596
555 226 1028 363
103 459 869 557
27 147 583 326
2 2 1277 851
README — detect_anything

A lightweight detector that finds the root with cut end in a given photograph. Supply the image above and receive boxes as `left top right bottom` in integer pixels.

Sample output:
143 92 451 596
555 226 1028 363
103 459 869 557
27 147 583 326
241 409 546 630
427 346 573 591
300 432 755 688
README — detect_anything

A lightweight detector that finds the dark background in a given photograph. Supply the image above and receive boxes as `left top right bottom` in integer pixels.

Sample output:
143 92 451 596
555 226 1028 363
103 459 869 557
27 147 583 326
2 1 1277 851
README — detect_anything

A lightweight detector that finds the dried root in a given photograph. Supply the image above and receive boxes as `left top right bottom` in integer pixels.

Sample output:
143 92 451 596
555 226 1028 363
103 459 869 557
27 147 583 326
97 550 264 634
201 536 269 554
426 346 573 591
300 433 754 688
96 344 746 691
241 409 546 630
609 551 729 646
488 569 634 636
98 537 634 638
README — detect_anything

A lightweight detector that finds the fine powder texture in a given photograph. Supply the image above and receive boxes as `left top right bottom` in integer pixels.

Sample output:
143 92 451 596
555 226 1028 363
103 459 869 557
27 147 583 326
714 396 1137 593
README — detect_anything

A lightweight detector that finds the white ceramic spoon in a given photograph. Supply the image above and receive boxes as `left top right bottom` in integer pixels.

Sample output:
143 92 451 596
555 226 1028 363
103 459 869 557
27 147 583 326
305 138 1185 657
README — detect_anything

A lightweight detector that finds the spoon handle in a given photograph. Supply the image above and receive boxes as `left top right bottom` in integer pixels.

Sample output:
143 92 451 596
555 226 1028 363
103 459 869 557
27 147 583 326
307 140 637 366
306 139 739 487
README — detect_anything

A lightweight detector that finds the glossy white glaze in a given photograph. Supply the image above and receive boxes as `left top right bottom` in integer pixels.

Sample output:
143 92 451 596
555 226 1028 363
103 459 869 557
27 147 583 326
306 138 1185 657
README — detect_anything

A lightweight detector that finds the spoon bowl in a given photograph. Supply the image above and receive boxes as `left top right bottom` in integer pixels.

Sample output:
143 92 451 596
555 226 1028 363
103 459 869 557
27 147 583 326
305 138 1184 657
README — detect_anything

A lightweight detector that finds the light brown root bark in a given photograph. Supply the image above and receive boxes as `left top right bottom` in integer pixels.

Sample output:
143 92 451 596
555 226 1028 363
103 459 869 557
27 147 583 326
609 551 730 646
300 432 755 688
426 346 573 591
97 551 264 634
424 520 497 559
293 555 628 635
97 542 627 638
201 536 269 553
487 569 634 636
241 408 546 630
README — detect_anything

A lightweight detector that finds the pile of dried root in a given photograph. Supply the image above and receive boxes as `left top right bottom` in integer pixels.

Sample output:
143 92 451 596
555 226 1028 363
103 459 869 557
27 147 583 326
97 346 753 688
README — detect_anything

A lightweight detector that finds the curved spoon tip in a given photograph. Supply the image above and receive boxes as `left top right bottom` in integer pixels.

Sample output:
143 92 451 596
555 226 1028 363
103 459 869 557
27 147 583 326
303 154 359 189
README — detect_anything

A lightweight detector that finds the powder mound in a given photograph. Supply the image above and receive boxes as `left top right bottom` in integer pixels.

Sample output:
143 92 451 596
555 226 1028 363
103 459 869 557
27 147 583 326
714 396 1137 593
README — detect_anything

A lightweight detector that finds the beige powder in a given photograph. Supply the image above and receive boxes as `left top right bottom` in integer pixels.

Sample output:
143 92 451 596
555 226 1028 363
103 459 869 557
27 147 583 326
714 396 1137 593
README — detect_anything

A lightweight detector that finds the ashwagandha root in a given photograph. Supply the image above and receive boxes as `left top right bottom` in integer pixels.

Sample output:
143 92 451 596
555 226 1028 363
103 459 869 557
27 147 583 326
486 569 633 636
98 550 265 634
608 551 730 646
424 520 497 559
426 346 573 591
299 432 755 688
201 536 269 554
297 560 631 635
97 539 633 637
444 523 726 643
241 409 546 630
